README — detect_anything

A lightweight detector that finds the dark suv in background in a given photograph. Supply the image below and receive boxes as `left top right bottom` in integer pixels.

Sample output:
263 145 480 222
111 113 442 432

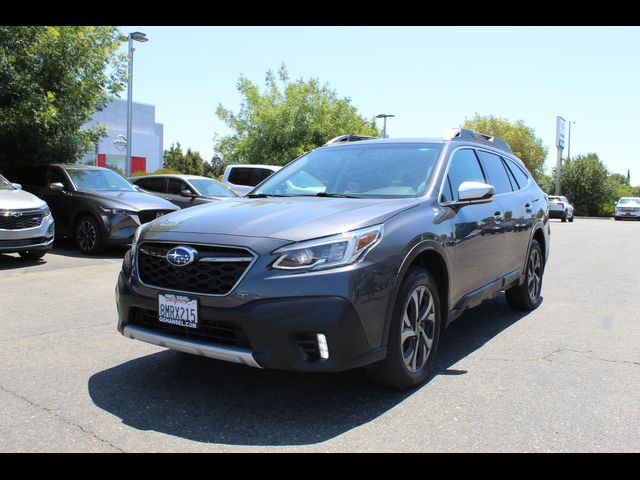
116 129 550 389
13 164 178 254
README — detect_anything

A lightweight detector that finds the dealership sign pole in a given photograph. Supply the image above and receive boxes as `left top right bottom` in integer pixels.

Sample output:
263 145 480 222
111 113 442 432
555 116 566 195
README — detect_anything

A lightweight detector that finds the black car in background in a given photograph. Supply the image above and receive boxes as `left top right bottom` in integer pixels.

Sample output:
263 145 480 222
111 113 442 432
131 174 237 209
12 164 179 254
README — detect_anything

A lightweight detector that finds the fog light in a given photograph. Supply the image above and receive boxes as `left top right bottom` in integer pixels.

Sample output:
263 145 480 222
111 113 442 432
317 334 329 359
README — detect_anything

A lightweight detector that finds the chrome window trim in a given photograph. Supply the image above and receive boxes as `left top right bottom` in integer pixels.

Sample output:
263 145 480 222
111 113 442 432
135 240 258 297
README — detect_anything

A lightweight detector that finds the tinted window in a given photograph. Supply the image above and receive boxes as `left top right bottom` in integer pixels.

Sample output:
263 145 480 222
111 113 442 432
442 149 486 202
143 177 167 193
504 158 529 189
228 168 274 187
189 178 235 197
134 178 149 189
167 178 188 195
476 150 513 194
48 168 70 189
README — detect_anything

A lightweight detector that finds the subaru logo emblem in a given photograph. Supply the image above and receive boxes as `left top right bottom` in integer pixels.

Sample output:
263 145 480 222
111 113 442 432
166 246 197 267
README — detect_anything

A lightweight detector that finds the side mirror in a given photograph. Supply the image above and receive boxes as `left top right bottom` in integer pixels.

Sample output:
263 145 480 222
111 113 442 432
49 182 65 192
11 183 22 190
456 181 495 204
180 190 197 198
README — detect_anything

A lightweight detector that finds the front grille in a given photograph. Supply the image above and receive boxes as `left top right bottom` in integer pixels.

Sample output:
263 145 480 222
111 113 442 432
0 237 46 248
619 207 639 212
137 242 254 295
138 210 175 224
0 211 43 230
129 307 251 349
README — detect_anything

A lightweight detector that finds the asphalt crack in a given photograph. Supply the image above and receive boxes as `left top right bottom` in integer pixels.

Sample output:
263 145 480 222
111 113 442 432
471 348 639 366
0 384 125 452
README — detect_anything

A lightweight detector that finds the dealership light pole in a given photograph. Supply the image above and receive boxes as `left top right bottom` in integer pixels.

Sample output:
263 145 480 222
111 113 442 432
125 31 148 177
376 114 395 138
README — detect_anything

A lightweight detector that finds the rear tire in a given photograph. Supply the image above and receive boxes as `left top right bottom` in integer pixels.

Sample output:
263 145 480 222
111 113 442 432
561 211 567 222
18 250 47 260
366 266 442 390
506 239 544 310
568 212 574 222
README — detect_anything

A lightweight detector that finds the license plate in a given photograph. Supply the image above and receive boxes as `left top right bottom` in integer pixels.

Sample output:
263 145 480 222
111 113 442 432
158 293 198 329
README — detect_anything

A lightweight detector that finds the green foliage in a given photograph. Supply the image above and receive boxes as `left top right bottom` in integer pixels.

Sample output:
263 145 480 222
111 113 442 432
462 114 548 180
162 143 206 175
152 168 182 175
559 153 613 216
214 64 381 165
203 155 226 178
0 26 127 172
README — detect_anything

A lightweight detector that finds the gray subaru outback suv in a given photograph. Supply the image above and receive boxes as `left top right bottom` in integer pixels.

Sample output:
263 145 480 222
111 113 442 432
116 128 550 389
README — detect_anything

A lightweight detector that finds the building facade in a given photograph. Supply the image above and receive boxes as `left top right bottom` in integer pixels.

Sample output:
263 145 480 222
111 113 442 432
79 99 164 174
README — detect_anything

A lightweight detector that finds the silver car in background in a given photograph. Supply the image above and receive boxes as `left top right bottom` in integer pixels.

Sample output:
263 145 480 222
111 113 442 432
0 173 54 259
614 197 640 220
548 195 574 222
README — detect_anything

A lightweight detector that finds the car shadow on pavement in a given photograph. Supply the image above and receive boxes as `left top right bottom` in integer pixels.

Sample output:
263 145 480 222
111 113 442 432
0 252 48 270
88 294 537 447
48 238 128 260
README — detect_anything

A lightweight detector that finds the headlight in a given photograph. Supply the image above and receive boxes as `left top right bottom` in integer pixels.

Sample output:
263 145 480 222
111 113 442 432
131 224 145 252
272 224 383 271
40 206 51 217
100 206 137 216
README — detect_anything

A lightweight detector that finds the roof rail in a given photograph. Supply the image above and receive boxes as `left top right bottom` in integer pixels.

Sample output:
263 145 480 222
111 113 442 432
323 134 378 146
443 128 513 154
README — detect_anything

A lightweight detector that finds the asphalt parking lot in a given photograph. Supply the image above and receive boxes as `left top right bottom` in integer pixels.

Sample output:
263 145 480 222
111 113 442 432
0 218 639 452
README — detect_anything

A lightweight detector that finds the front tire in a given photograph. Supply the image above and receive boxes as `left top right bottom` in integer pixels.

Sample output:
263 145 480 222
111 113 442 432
366 267 442 390
76 215 104 255
506 239 544 310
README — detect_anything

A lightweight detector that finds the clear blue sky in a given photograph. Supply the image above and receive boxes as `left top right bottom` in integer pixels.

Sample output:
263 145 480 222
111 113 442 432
119 26 640 184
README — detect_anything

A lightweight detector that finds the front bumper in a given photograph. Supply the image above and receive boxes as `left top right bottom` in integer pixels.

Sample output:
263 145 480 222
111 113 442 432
0 214 55 253
615 210 640 218
116 264 388 372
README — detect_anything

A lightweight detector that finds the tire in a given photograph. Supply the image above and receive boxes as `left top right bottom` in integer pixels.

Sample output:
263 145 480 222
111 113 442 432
561 211 567 222
569 212 574 222
506 239 544 310
18 250 47 260
366 266 442 390
614 217 620 221
75 215 104 255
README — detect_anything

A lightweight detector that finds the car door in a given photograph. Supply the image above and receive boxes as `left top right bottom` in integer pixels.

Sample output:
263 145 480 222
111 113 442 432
42 166 75 236
475 149 523 277
442 148 507 303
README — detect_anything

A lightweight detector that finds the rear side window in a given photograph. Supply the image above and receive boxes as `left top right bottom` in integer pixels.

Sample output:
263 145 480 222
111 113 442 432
48 168 71 189
143 177 167 193
442 149 486 202
476 150 513 195
504 158 530 189
228 168 274 187
167 178 188 195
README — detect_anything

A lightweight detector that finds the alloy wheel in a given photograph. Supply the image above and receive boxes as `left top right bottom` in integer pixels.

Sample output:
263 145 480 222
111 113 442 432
401 285 436 373
78 220 97 252
527 248 542 302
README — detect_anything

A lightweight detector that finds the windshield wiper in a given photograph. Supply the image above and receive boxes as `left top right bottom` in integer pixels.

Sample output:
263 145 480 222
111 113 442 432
315 192 361 198
246 193 289 198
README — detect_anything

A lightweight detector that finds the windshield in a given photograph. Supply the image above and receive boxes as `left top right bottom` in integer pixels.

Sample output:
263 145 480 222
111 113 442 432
253 143 442 198
189 178 236 197
0 174 14 190
618 198 640 205
66 168 136 192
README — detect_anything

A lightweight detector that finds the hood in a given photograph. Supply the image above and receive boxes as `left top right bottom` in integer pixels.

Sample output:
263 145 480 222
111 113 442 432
0 188 47 210
145 196 422 242
75 190 178 211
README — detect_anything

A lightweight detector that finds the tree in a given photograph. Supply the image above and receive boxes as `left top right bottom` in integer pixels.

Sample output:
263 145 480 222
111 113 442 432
0 26 127 172
163 142 206 175
203 155 226 178
462 114 548 180
214 64 380 165
559 153 612 216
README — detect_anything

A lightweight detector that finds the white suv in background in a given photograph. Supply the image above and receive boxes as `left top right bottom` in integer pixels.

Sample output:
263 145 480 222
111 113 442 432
221 164 281 195
548 195 574 222
614 197 640 220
